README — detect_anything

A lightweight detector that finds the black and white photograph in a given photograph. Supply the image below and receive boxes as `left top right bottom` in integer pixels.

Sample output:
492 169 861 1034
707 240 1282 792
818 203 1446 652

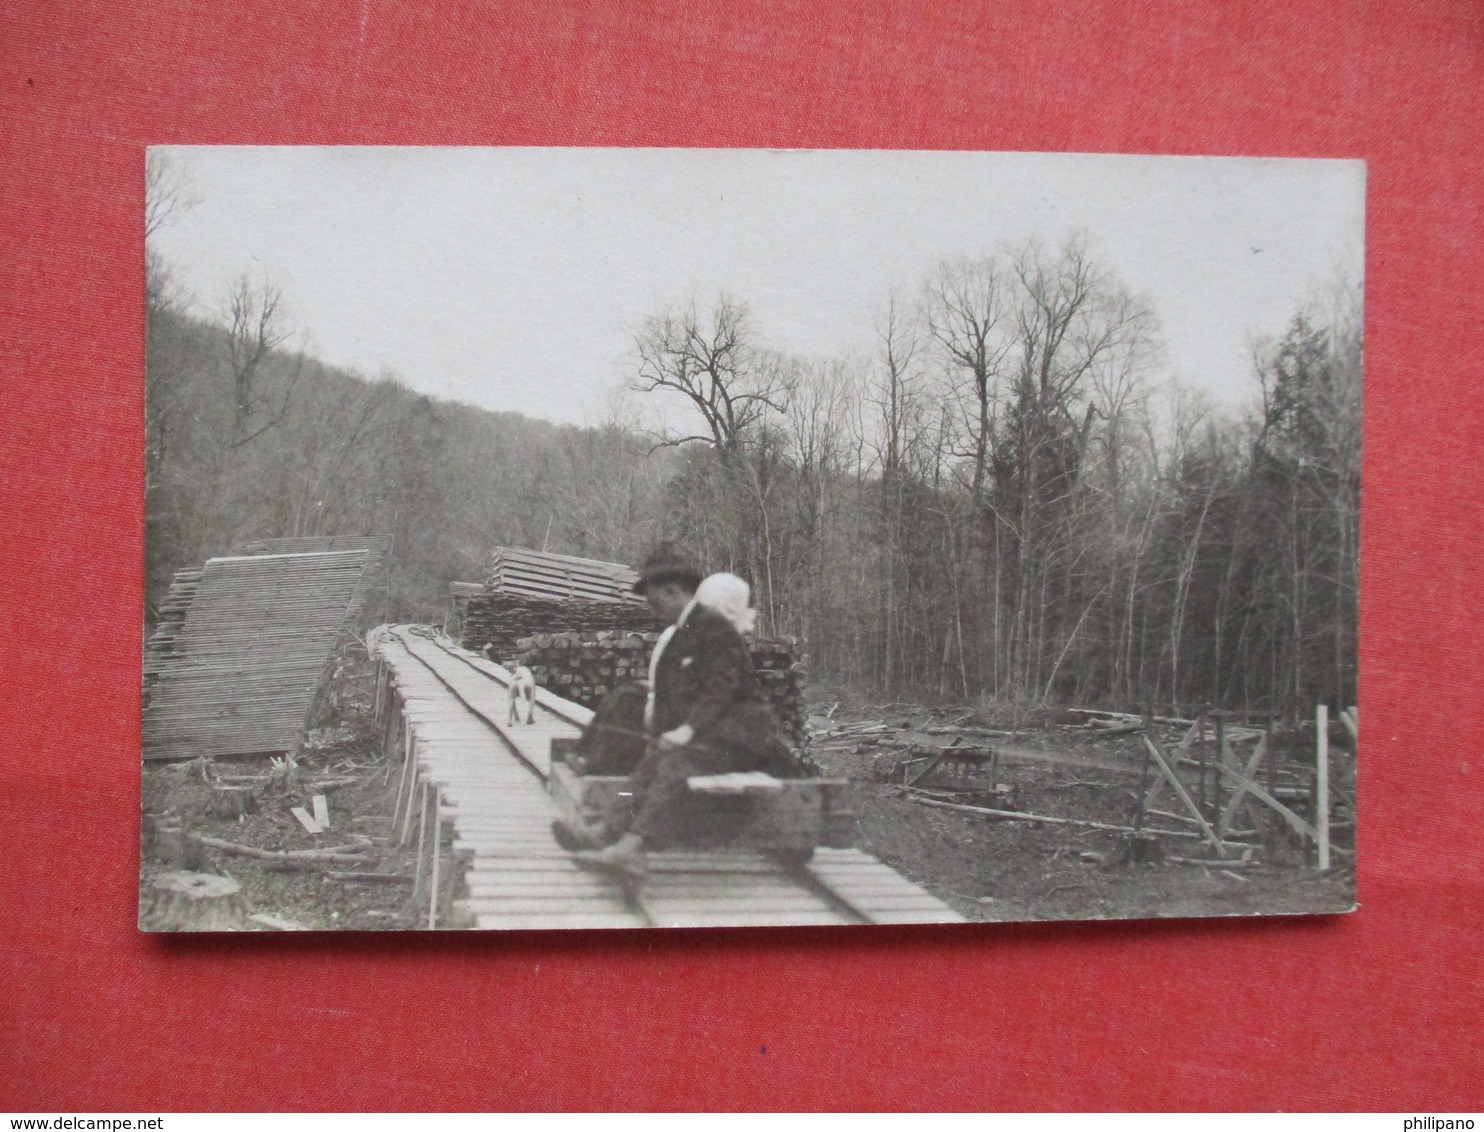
140 147 1362 932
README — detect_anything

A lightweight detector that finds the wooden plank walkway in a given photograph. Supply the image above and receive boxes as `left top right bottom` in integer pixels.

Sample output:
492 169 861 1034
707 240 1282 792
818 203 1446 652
373 626 963 930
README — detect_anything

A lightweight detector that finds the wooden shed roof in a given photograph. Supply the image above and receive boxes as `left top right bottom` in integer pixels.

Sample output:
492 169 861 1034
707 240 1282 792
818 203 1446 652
142 550 371 760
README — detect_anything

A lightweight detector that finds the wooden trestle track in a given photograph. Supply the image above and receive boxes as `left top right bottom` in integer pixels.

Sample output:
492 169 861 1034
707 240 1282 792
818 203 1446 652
370 625 964 930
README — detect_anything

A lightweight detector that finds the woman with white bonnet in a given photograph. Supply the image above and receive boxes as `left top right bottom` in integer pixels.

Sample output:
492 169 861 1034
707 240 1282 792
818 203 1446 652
695 571 757 634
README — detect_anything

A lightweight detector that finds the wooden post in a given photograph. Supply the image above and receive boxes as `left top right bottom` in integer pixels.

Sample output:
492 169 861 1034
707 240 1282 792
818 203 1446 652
1197 708 1210 818
1213 711 1225 824
412 778 429 897
391 719 412 828
396 729 418 838
1264 717 1275 800
1316 703 1331 871
398 742 421 847
428 786 442 930
1132 735 1151 833
1141 734 1228 858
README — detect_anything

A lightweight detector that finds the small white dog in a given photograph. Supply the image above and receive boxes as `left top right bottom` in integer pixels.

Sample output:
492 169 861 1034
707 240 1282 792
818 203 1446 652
508 664 536 725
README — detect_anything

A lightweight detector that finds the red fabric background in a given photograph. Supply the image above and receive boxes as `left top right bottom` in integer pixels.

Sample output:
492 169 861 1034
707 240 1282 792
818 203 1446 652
1 0 1480 1112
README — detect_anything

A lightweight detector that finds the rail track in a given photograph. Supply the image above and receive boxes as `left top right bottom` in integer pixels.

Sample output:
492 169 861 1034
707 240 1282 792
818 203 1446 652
371 625 963 930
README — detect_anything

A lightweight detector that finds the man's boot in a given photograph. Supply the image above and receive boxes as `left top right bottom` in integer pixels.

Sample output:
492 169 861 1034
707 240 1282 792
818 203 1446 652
550 817 611 852
571 832 647 882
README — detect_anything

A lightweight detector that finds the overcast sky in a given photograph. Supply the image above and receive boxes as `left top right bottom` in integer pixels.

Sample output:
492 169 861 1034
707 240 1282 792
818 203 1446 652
150 147 1364 426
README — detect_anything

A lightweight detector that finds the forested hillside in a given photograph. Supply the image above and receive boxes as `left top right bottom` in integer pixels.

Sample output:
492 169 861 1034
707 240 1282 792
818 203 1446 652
145 233 1360 716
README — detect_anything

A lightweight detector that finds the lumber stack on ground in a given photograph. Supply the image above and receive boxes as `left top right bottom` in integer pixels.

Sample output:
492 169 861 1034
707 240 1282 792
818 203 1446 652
487 545 643 603
142 568 203 708
141 549 375 760
231 534 391 626
455 545 657 657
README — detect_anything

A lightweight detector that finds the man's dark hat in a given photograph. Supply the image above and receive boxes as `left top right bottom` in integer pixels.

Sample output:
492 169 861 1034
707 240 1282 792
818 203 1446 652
633 542 702 595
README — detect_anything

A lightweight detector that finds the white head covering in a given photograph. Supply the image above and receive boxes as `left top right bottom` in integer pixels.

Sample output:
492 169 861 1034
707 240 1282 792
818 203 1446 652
695 572 757 634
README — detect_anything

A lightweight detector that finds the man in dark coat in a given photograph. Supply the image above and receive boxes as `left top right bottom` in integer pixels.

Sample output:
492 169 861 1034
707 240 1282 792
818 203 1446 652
571 545 796 879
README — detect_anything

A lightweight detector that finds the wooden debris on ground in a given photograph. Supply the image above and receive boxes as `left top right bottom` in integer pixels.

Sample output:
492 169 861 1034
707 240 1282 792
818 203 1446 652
811 720 887 740
906 792 1230 841
1167 854 1257 868
195 835 373 863
307 776 358 791
247 913 309 930
1141 734 1228 858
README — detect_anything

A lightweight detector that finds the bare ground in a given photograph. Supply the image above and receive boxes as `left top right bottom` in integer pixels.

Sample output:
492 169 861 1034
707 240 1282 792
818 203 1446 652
807 693 1356 924
139 732 421 931
138 664 1355 930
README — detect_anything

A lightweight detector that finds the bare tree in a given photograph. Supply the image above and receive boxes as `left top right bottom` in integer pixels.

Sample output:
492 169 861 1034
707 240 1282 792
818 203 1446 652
925 256 1013 504
145 150 200 239
224 275 304 448
145 152 199 322
632 293 791 462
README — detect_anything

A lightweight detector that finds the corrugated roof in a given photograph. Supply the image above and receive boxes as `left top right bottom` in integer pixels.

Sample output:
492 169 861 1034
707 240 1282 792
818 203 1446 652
142 550 371 760
487 546 646 606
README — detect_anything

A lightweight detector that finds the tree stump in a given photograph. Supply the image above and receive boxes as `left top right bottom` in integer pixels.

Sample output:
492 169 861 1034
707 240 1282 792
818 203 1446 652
142 872 247 931
207 783 259 820
265 754 301 795
146 817 210 871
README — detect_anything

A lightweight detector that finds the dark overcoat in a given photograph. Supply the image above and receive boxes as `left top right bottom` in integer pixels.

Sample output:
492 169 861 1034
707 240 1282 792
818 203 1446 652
650 603 798 778
624 602 800 846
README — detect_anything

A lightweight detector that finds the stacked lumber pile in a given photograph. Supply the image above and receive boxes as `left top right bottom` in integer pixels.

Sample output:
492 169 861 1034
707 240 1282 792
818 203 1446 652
142 549 376 760
487 545 645 603
455 546 656 656
231 535 391 626
143 568 203 708
517 631 807 746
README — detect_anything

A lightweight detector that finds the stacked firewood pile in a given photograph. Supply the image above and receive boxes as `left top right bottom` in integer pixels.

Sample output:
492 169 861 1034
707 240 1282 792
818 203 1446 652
517 631 808 746
460 594 659 660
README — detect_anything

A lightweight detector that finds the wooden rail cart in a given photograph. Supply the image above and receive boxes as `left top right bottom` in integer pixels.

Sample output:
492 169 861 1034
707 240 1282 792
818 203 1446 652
547 737 856 864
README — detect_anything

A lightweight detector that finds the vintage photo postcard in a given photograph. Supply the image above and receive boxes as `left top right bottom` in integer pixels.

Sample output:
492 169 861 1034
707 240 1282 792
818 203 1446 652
141 147 1361 931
